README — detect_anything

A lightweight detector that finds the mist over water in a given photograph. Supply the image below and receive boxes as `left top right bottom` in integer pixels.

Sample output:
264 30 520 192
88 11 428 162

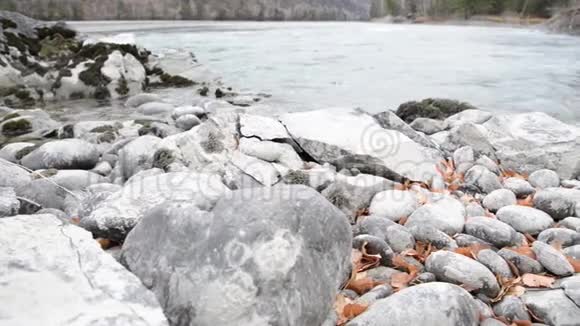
72 21 580 121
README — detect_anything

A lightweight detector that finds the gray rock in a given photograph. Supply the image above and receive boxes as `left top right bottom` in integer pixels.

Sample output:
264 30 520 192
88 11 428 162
238 137 303 170
35 208 68 221
522 290 580 326
347 283 479 326
0 142 35 163
440 123 497 159
125 93 162 108
118 135 161 181
405 194 466 235
496 205 554 235
532 241 574 276
121 185 352 326
559 275 580 307
476 155 501 175
410 118 446 135
353 235 394 267
444 109 493 128
560 217 580 232
20 139 99 170
539 188 580 218
82 172 230 241
372 110 440 150
175 114 201 130
480 318 506 326
171 105 206 119
0 214 168 326
323 174 396 222
368 190 418 222
493 296 530 322
365 266 406 283
281 108 442 183
454 234 494 248
91 161 112 176
464 165 502 194
354 284 393 306
465 202 486 217
503 177 535 198
355 215 414 253
383 223 415 253
483 189 517 212
453 146 475 174
533 189 576 220
563 245 580 260
562 179 580 189
498 248 544 274
537 228 580 247
0 187 19 217
464 216 518 248
483 112 580 179
137 102 174 115
408 225 458 249
529 169 560 189
416 272 437 283
425 250 500 297
477 249 513 279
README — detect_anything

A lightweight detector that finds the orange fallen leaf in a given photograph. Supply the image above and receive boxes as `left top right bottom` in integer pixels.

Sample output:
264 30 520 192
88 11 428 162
517 195 534 207
70 216 80 224
398 215 409 225
342 303 368 319
493 275 523 302
96 238 112 250
391 271 415 290
566 257 580 272
454 244 490 260
512 320 533 326
501 169 528 180
392 255 419 274
521 273 555 288
346 277 379 295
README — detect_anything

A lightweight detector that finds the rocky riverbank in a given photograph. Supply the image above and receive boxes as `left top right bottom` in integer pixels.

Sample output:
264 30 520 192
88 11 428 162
2 12 580 326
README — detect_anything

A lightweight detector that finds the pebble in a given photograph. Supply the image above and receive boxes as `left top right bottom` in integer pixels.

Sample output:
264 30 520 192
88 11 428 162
464 216 518 248
532 241 574 276
453 146 475 174
560 217 580 231
493 296 530 322
533 189 576 220
537 228 580 247
528 169 560 188
496 205 554 235
408 225 458 250
498 248 544 274
563 245 580 260
477 249 513 279
368 190 418 222
405 195 466 235
482 189 517 212
464 165 502 194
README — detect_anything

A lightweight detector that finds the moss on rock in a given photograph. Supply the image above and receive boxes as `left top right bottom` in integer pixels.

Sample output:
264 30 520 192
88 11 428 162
2 118 32 137
0 18 17 29
115 75 129 96
152 148 175 170
1 112 20 122
395 98 477 123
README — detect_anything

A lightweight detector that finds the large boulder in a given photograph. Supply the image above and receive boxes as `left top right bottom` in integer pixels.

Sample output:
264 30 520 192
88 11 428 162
121 185 352 326
20 139 99 170
0 214 168 326
347 282 479 326
483 112 580 179
81 172 230 241
280 108 442 183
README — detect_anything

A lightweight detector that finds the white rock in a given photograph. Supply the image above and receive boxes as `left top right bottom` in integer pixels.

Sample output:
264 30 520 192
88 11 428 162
405 194 466 235
171 105 205 119
0 142 35 162
137 102 174 115
528 169 560 188
0 187 19 217
240 114 290 140
482 189 517 212
20 139 99 170
101 51 146 99
118 135 161 180
496 205 554 235
444 109 493 128
239 137 303 170
369 190 419 222
125 93 162 108
175 114 201 130
231 151 280 186
0 158 30 188
0 214 168 326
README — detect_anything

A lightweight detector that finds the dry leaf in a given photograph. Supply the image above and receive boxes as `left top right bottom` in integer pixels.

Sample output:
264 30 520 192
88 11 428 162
517 195 534 207
392 255 419 274
521 274 555 288
70 216 80 224
346 277 378 295
523 233 536 244
512 320 533 326
391 272 415 290
398 215 409 226
566 257 580 272
505 285 526 297
454 244 490 260
96 238 112 250
343 303 368 319
493 276 522 303
501 170 528 180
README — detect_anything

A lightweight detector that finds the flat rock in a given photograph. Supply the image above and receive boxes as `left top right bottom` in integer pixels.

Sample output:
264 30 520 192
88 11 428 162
20 139 99 170
496 205 554 235
464 216 518 248
483 113 580 179
405 195 465 235
121 185 351 326
522 290 580 326
347 283 479 326
425 250 500 297
239 137 303 170
0 214 168 326
82 172 230 241
532 241 574 276
281 108 441 183
368 190 419 222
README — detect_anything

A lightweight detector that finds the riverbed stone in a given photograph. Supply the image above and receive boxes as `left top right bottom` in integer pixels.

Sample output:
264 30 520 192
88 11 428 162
175 114 201 131
537 228 580 247
455 234 494 248
464 216 518 248
483 189 517 212
464 165 502 194
405 194 465 235
280 108 442 183
522 289 580 326
532 241 574 276
137 102 174 115
0 142 35 162
0 214 168 326
533 189 576 220
238 137 303 170
20 139 99 170
493 296 530 322
529 169 560 189
125 93 162 108
497 248 544 275
347 282 479 326
559 275 580 307
82 172 230 241
118 135 161 180
477 249 513 279
453 146 475 174
465 202 486 217
408 225 458 249
560 217 580 232
121 185 351 326
171 105 206 120
496 205 554 235
0 187 19 217
425 250 500 297
368 190 418 222
503 177 535 198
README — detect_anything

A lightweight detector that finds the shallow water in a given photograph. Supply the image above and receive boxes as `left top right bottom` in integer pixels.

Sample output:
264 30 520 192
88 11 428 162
69 21 580 121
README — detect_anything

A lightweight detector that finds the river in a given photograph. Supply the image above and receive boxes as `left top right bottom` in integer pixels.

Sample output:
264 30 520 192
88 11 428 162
69 21 580 121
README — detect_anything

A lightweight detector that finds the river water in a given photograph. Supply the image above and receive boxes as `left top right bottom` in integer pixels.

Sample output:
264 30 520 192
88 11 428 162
70 21 580 121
